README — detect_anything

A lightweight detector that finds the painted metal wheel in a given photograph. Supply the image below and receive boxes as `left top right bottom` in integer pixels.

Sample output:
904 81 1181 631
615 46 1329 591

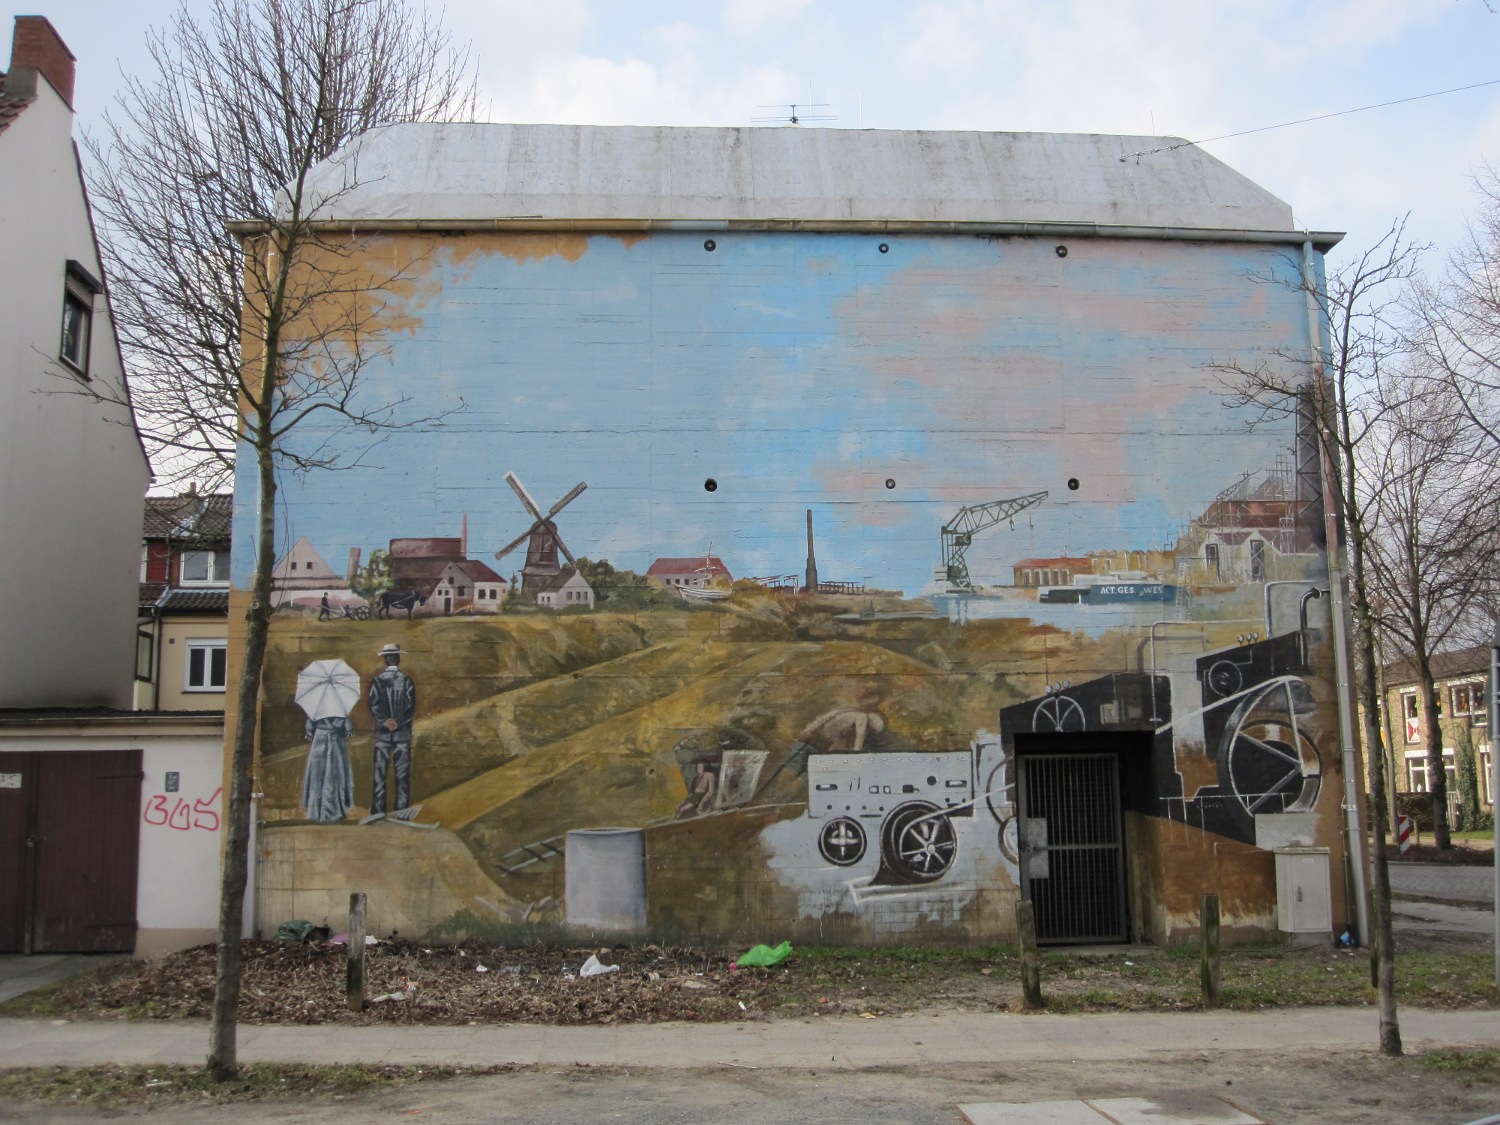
880 802 957 882
1033 695 1086 732
817 817 867 866
1216 678 1322 829
1206 659 1243 699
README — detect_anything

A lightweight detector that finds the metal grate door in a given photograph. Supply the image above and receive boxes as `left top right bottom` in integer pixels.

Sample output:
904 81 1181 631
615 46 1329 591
1017 752 1127 943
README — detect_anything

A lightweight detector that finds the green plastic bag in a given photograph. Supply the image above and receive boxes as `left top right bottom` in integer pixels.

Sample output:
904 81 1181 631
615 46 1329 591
275 919 330 943
736 940 792 968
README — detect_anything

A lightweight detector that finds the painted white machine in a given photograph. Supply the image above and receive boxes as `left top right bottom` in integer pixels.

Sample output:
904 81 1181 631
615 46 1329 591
806 751 974 884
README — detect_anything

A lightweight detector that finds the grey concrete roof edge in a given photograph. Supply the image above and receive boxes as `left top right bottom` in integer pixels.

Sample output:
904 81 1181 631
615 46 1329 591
225 216 1342 251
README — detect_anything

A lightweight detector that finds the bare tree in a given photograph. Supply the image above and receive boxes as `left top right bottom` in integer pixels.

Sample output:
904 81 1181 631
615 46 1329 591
79 0 476 1079
1416 166 1500 463
85 0 476 490
1364 367 1500 848
1216 222 1426 1056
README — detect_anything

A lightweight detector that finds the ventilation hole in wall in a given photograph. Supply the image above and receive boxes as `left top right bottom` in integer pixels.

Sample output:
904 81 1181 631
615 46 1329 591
704 478 718 492
885 478 896 489
1067 478 1080 491
704 239 716 252
879 243 889 254
1055 245 1068 258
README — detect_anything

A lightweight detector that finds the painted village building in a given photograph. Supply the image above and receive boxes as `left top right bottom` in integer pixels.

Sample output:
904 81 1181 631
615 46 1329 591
432 560 508 614
648 555 734 590
230 123 1358 949
534 567 594 610
270 535 351 613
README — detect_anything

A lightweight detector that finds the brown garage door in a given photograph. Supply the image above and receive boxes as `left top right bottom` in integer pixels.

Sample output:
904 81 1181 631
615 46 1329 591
0 749 142 953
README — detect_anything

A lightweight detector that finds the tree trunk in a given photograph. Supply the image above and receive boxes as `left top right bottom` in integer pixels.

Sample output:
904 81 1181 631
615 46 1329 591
206 402 278 1079
1348 540 1402 1056
1417 670 1451 849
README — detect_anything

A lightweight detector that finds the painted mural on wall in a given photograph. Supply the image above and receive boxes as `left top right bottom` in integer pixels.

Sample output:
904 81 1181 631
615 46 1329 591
241 230 1345 946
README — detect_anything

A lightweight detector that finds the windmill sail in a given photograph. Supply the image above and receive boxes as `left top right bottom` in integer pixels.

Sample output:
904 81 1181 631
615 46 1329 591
495 472 588 597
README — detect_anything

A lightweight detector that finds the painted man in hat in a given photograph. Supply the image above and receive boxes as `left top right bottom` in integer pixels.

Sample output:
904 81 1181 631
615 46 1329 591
367 643 416 818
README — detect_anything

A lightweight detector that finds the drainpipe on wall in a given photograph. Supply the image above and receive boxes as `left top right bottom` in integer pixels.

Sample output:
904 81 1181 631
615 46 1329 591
244 791 261 940
1490 617 1498 984
1302 238 1371 945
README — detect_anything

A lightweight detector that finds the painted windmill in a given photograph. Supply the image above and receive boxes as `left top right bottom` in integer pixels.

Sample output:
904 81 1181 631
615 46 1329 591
494 471 588 598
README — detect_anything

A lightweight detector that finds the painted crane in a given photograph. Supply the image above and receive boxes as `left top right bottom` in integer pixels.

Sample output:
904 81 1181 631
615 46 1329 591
940 491 1047 591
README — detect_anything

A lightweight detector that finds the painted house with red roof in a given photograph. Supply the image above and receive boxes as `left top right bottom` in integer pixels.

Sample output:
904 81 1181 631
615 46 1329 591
647 555 733 590
431 559 507 614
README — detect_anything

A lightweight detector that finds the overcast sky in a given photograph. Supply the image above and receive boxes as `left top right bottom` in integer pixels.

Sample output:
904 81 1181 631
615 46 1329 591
16 0 1500 269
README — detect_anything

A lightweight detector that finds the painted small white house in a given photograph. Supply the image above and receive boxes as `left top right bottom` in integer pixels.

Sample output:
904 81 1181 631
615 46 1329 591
535 567 593 610
431 560 507 614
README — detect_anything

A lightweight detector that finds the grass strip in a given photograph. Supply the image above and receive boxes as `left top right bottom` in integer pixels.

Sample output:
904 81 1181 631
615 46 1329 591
0 1061 511 1108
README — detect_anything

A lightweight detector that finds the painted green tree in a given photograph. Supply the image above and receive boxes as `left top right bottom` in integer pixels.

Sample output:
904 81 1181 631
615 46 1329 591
350 548 393 602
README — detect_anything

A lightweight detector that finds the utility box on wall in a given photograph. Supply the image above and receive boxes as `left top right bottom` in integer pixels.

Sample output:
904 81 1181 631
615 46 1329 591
1275 846 1332 943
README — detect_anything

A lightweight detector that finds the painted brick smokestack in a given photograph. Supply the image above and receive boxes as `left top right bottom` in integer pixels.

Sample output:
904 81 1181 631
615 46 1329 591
7 16 76 107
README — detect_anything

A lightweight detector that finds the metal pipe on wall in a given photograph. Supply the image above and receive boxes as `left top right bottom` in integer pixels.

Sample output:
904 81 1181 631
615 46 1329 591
1490 618 1498 984
1301 239 1371 945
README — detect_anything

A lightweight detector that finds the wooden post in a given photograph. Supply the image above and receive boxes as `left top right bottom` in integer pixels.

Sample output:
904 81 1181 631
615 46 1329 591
346 892 367 1012
1200 893 1221 1008
1017 899 1043 1010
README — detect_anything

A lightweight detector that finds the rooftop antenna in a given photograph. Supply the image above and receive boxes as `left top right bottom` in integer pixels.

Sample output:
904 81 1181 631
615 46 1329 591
752 102 836 126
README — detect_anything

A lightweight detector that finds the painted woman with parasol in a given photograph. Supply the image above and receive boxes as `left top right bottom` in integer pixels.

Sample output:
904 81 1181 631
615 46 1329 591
295 658 360 823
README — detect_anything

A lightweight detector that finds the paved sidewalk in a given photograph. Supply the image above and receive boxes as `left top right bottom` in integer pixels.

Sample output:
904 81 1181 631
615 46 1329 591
3 1008 1498 1071
1388 861 1496 905
0 954 124 1005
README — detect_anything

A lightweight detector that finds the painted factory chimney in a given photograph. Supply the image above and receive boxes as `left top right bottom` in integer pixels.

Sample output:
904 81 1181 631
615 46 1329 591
804 508 818 593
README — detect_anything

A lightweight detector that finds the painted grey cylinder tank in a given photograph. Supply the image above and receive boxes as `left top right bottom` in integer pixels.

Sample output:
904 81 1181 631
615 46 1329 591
565 828 647 931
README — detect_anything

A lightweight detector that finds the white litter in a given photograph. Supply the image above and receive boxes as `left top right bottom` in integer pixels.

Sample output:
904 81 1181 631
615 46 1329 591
475 964 489 973
580 954 620 977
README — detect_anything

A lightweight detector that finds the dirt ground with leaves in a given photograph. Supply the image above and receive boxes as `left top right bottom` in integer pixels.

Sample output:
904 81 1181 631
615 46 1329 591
6 929 1497 1027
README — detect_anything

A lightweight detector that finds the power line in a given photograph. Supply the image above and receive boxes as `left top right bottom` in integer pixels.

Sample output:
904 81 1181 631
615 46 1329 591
1120 77 1500 161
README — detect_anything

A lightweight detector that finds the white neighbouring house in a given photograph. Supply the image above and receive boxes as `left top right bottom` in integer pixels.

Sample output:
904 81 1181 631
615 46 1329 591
0 17 221 959
0 15 148 709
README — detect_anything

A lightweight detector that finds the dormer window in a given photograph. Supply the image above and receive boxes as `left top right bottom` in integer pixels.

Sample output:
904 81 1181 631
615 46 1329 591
181 548 231 586
60 260 101 376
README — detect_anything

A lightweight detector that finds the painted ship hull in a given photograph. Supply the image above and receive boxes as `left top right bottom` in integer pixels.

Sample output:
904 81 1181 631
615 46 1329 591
1038 581 1176 605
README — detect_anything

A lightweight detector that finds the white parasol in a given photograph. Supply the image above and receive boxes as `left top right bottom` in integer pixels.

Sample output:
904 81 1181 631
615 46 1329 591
295 659 361 721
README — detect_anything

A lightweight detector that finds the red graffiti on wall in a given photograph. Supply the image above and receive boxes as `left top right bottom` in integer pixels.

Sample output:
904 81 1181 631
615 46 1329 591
143 788 222 832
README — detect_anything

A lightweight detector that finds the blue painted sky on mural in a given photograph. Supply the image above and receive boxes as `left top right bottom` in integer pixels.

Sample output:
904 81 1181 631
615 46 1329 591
248 233 1306 596
23 0 1500 265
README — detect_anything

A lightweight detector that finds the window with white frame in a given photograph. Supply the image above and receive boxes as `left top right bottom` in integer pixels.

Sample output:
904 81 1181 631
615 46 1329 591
185 639 227 691
1406 749 1457 794
180 548 231 586
1451 681 1487 724
1401 691 1421 743
1480 745 1494 806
